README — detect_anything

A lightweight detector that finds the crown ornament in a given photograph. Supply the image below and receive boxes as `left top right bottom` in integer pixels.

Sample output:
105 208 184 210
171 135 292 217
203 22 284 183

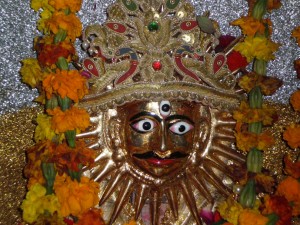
79 0 245 111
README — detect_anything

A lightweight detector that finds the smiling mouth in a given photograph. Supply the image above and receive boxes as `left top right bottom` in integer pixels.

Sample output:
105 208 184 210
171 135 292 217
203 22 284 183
133 151 188 166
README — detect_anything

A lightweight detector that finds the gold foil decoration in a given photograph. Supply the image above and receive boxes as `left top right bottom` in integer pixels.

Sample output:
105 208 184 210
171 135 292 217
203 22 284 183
0 107 41 225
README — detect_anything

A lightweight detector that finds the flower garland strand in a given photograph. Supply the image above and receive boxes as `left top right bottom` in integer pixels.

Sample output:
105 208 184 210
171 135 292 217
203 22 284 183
212 1 300 225
19 0 105 224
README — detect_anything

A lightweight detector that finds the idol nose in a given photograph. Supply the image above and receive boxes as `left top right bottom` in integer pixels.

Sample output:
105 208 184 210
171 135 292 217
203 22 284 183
160 121 167 152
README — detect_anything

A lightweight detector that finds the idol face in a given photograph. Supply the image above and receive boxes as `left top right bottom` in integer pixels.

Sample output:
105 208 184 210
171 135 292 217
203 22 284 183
120 100 200 178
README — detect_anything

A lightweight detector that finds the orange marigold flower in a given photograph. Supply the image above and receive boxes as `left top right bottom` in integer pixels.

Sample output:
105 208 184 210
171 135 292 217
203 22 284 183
43 69 88 102
238 72 282 96
292 26 300 46
45 12 82 41
233 101 277 125
263 195 292 225
231 16 269 37
76 208 105 225
277 176 300 216
36 40 75 68
53 174 100 217
284 155 300 179
290 90 300 112
49 0 82 12
50 140 95 174
48 107 90 133
238 209 268 225
283 124 300 149
235 131 274 152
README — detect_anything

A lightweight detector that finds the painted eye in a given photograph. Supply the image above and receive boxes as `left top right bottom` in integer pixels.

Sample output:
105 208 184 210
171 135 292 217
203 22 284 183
159 100 171 117
131 118 156 133
169 121 193 135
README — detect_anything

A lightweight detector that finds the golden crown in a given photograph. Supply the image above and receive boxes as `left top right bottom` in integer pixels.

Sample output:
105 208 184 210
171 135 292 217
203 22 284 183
79 0 244 111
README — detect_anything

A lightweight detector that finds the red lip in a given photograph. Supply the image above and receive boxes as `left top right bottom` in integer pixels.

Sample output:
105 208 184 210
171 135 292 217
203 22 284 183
146 158 176 166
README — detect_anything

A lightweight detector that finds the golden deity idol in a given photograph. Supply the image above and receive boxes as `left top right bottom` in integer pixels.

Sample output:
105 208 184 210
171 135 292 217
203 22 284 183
78 0 246 224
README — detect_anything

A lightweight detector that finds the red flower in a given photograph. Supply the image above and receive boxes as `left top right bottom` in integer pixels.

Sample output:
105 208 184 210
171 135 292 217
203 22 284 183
36 40 75 67
227 50 249 72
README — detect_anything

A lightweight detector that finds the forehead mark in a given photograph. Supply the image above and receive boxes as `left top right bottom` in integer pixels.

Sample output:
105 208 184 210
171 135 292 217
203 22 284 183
159 100 171 117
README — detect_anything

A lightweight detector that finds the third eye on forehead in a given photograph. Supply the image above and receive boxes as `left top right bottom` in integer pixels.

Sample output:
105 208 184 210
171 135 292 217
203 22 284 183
159 100 171 117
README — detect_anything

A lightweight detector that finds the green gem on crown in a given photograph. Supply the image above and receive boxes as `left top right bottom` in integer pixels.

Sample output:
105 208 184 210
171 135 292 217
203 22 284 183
148 21 159 32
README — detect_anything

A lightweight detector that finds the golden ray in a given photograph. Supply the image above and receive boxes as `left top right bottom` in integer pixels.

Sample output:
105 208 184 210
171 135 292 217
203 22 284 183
179 179 202 225
93 149 112 162
99 170 125 205
134 184 150 220
90 159 116 182
210 143 245 164
204 158 234 179
150 190 160 225
186 169 213 203
166 187 179 219
200 165 231 196
109 176 134 225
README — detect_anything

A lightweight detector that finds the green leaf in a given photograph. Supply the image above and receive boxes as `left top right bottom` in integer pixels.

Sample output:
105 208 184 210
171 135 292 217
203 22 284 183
196 16 216 34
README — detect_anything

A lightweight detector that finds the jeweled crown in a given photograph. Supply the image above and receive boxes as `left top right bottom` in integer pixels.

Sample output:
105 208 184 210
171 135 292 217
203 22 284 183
80 0 243 110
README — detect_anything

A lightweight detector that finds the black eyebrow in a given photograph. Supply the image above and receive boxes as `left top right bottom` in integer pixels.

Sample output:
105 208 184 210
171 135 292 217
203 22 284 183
165 115 194 124
130 111 162 122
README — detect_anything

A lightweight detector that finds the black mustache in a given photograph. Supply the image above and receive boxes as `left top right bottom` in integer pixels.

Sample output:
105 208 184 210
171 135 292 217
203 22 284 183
133 151 188 159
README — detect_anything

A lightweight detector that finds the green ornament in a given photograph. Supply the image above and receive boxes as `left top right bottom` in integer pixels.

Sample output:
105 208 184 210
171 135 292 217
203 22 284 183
148 21 159 32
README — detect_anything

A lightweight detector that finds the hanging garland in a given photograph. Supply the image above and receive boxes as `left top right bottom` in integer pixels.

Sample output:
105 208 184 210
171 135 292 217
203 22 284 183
18 0 300 224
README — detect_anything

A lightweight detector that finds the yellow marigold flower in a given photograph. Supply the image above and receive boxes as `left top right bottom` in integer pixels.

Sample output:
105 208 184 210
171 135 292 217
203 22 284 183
231 16 268 37
283 124 300 149
290 90 300 112
31 0 54 11
53 174 100 217
48 107 90 133
292 26 300 46
238 209 268 225
49 0 82 12
218 198 243 225
20 58 45 88
35 113 60 142
45 11 82 41
21 183 60 223
43 69 88 102
234 36 280 62
37 8 53 34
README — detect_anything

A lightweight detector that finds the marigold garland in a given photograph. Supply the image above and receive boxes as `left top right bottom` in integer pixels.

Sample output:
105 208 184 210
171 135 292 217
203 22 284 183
45 12 82 41
231 16 271 37
53 174 100 217
234 36 280 62
43 69 88 102
238 209 269 225
48 107 90 133
21 183 61 223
